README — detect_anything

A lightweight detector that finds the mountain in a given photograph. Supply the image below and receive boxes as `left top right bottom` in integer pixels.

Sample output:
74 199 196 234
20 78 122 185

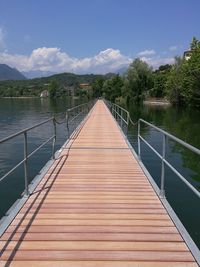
22 70 57 79
0 64 26 81
115 66 128 75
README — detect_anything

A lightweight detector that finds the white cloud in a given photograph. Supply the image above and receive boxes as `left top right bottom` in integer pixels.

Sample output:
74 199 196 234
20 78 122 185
140 56 175 68
137 49 156 56
0 47 131 74
0 27 6 51
169 45 178 51
0 45 176 73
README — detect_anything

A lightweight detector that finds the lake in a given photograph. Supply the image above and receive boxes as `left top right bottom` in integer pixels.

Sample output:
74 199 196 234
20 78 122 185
0 97 200 249
126 102 200 249
0 97 81 217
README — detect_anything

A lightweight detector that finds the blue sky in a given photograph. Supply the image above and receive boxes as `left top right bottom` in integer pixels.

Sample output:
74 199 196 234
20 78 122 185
0 0 200 74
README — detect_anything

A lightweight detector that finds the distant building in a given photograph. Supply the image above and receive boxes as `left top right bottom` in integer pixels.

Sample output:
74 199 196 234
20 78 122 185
183 50 192 60
40 90 49 98
64 85 75 96
79 83 91 89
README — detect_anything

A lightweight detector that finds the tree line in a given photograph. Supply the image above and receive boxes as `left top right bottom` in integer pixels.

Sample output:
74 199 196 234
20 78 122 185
92 37 200 108
0 73 107 98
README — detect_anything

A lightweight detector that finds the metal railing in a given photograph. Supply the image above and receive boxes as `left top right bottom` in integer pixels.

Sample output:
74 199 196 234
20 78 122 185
66 99 96 135
105 100 130 134
138 119 200 199
105 99 200 200
0 99 95 197
0 117 56 197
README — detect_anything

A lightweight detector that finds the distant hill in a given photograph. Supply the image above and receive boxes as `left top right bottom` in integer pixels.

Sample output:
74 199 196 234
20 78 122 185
115 66 128 75
0 64 26 81
0 71 115 97
22 70 57 79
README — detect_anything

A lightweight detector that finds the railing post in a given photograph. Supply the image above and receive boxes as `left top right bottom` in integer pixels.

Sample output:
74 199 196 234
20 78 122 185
160 134 166 198
52 118 56 159
66 110 70 136
23 132 29 197
138 120 141 160
126 112 130 136
117 106 119 122
120 108 123 129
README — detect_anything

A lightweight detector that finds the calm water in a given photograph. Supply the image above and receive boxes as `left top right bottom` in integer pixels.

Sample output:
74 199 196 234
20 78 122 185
0 98 200 249
0 97 81 218
126 103 200 249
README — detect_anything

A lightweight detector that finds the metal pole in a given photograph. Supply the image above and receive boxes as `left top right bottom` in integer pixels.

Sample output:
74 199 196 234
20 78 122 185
117 106 119 123
127 112 130 126
160 134 166 198
52 118 56 159
120 109 123 129
126 112 130 136
66 110 70 137
23 132 29 197
138 120 141 160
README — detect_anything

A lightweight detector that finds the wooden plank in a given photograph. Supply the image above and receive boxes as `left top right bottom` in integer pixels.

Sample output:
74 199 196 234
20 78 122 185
1 232 183 242
15 213 170 220
0 250 194 261
10 219 172 226
0 240 188 251
0 261 197 267
6 225 177 234
18 208 168 214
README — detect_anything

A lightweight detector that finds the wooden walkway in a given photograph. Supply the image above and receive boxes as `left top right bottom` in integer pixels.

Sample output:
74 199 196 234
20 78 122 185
0 100 198 266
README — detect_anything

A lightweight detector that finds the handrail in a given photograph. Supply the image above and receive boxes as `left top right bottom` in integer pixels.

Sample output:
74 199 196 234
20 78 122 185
66 99 96 134
104 99 200 200
139 119 200 156
0 99 96 197
0 117 54 145
138 119 200 199
0 118 56 196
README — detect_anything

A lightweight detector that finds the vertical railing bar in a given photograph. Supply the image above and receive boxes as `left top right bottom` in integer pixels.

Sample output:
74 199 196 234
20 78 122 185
160 134 166 198
120 108 123 129
23 132 29 197
52 118 56 159
117 105 119 122
138 120 141 160
126 112 130 136
66 109 70 137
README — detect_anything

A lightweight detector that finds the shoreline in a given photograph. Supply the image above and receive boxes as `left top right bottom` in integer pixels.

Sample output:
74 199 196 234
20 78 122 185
144 99 171 106
0 96 39 99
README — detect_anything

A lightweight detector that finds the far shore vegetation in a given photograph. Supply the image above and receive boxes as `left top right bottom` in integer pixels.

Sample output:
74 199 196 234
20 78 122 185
0 37 199 108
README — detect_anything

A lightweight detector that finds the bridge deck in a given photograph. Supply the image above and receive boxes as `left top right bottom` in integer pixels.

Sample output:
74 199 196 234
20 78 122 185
0 100 198 266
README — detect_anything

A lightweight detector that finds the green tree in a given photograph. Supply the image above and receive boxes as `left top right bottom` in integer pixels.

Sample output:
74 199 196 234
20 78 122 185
150 64 172 98
123 58 153 103
183 38 200 107
103 75 123 102
49 79 58 98
166 56 185 105
190 37 200 50
92 77 104 97
166 37 200 107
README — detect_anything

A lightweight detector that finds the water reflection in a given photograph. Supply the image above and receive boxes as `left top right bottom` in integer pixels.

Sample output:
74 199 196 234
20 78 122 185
0 97 82 217
125 102 200 249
